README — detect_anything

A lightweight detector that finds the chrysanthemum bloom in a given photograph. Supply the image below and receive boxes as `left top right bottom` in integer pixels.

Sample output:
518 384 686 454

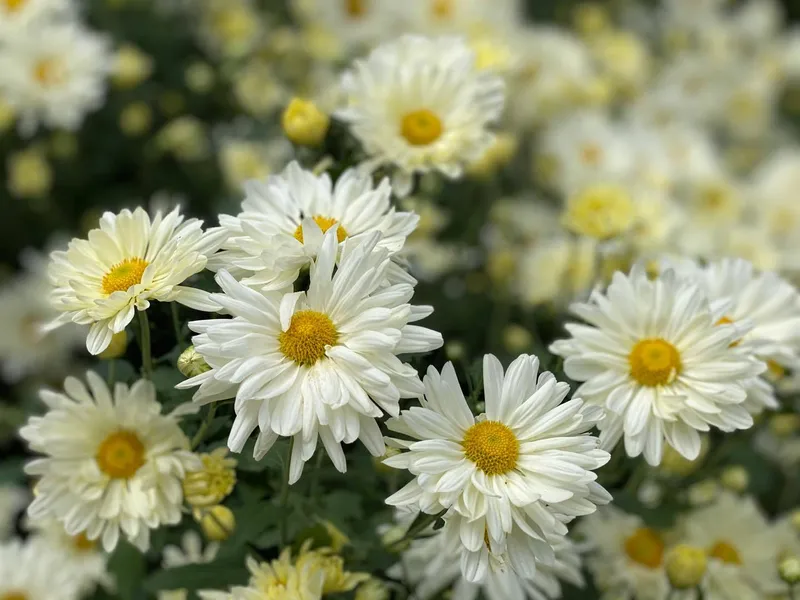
209 162 418 291
180 231 443 483
0 537 86 600
550 266 764 465
336 35 505 197
45 206 227 355
0 0 72 38
668 257 800 415
0 20 111 134
676 492 784 600
20 372 200 551
576 506 671 600
384 354 610 581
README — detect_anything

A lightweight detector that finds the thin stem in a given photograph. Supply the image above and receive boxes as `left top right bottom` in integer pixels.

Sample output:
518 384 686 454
106 360 116 387
138 310 153 379
171 303 182 346
279 437 294 547
309 449 324 502
191 404 217 450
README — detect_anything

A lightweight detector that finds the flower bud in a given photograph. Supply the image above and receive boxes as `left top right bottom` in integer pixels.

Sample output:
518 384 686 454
98 330 128 360
112 44 153 89
779 555 800 586
281 98 330 147
178 346 211 378
183 447 237 508
197 505 235 542
720 465 749 493
665 545 707 589
356 579 390 600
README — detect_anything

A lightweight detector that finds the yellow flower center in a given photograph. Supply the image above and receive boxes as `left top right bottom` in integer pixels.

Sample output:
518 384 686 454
293 216 348 244
562 183 635 239
101 257 149 295
279 310 339 366
400 109 443 146
431 0 454 18
766 360 786 381
96 430 146 479
462 421 519 476
624 527 665 569
629 338 681 387
0 592 28 600
33 58 65 87
71 532 97 553
344 0 367 17
708 540 743 565
2 0 27 12
580 143 603 165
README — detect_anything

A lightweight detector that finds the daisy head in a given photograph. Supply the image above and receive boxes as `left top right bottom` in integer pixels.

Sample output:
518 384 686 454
576 506 671 600
403 0 522 36
0 0 72 37
0 537 86 600
293 0 402 50
0 20 111 134
45 206 227 355
179 231 443 484
20 371 200 552
208 162 418 291
336 35 505 197
550 266 765 465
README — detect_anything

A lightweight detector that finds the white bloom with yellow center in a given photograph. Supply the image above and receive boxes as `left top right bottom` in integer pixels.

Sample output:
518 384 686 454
402 0 522 36
180 231 443 484
576 506 671 600
668 257 800 414
384 354 610 581
550 266 764 465
0 0 71 39
293 0 402 49
677 492 784 600
336 35 505 197
0 20 111 134
0 537 86 600
209 162 418 291
45 206 227 355
20 372 200 552
393 523 583 600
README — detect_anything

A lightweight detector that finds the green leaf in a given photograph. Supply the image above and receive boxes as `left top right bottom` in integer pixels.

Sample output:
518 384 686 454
107 541 147 600
143 558 249 592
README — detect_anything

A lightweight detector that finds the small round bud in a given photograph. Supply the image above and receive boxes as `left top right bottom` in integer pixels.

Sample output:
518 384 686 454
98 330 128 360
687 479 719 506
281 98 330 147
779 555 800 585
660 435 709 477
185 62 215 94
445 341 466 361
183 447 237 508
665 545 707 589
7 147 53 199
178 346 211 378
119 103 152 137
503 325 532 353
197 505 235 541
112 44 153 89
720 465 749 493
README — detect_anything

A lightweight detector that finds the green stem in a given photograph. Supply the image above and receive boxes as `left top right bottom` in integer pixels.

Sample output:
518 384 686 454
138 310 152 379
624 461 650 495
387 510 446 552
279 437 294 547
309 449 324 502
171 303 182 346
191 404 217 450
107 360 116 387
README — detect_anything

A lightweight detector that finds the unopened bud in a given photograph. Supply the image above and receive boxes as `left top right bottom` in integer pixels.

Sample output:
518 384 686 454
665 545 707 589
779 555 800 585
720 465 749 493
281 98 329 147
197 505 235 542
98 330 128 360
178 346 211 378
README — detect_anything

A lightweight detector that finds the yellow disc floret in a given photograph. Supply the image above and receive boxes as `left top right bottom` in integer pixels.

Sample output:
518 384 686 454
345 0 367 17
562 183 635 240
461 420 520 476
708 540 742 565
279 310 339 366
3 0 27 12
629 338 681 387
96 430 146 479
294 216 348 244
624 527 664 569
33 58 64 87
102 257 149 295
400 109 443 146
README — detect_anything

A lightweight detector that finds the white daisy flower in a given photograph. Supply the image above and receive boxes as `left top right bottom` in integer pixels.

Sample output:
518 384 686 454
336 35 505 197
0 536 86 600
549 266 765 465
0 251 84 382
676 492 784 600
159 531 220 600
668 257 800 414
0 20 111 134
45 206 227 355
0 0 72 39
179 230 443 484
208 162 418 291
20 372 200 552
402 0 522 36
576 506 671 600
383 354 610 581
292 0 402 50
393 524 583 600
